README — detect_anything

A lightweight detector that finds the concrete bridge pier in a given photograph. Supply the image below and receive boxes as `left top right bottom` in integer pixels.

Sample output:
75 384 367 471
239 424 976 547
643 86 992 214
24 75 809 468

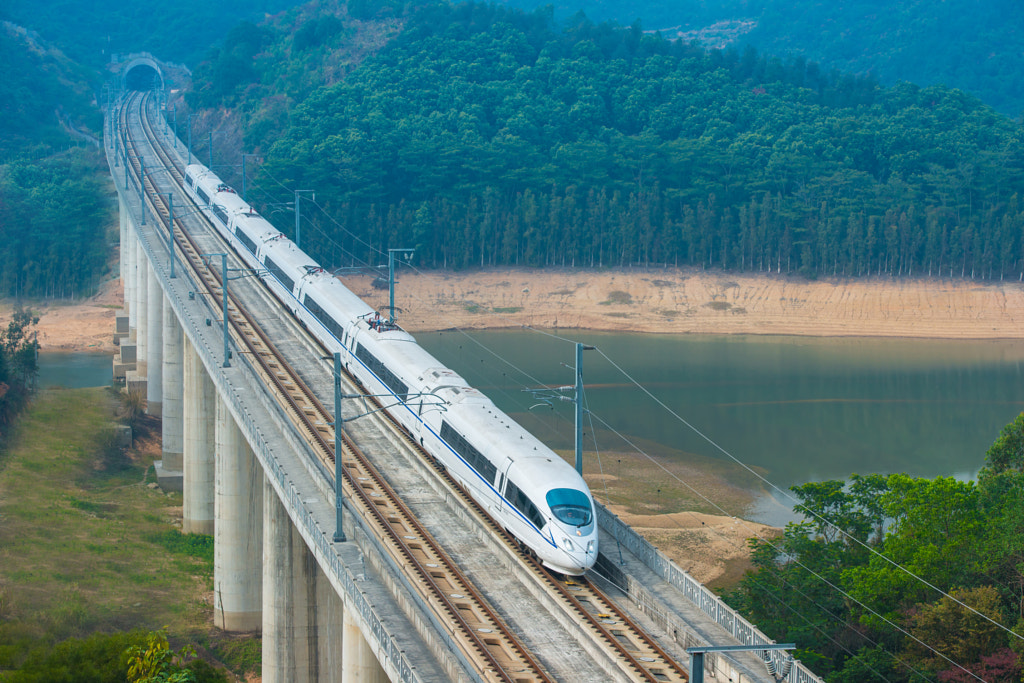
131 238 148 391
262 473 318 682
125 237 148 396
114 208 137 378
146 265 163 415
120 195 134 330
317 566 345 681
343 608 388 683
183 339 215 534
214 394 262 631
155 297 183 489
130 231 142 336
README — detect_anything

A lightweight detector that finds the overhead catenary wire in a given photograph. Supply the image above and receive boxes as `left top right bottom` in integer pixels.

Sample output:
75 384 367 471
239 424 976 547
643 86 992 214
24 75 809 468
406 319 989 680
591 345 1023 648
582 409 984 683
237 155 1004 681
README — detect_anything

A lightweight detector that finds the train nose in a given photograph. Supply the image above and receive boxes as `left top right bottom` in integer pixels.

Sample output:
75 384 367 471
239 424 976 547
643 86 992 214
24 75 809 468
560 537 597 572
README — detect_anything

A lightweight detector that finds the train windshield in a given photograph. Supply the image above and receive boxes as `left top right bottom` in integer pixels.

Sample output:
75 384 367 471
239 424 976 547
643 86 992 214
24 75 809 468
546 488 593 527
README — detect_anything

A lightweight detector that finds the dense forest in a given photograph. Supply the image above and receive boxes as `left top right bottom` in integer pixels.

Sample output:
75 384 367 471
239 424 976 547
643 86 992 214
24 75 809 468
192 2 1024 283
0 0 319 301
725 418 1024 682
0 25 111 299
0 0 300 67
499 0 1024 116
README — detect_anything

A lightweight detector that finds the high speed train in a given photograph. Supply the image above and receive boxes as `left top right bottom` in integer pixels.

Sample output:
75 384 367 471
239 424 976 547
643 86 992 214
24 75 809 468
183 163 598 575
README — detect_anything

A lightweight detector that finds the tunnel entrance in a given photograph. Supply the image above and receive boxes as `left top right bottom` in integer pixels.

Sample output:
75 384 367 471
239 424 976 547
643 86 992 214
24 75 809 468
125 64 162 91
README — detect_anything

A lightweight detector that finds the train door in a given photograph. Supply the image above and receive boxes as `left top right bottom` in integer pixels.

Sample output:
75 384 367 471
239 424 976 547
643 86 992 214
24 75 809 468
495 458 514 511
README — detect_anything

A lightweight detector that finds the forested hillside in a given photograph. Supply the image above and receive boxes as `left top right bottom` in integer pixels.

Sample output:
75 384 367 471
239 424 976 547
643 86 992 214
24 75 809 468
194 2 1024 283
0 0 301 67
499 0 1024 116
0 24 110 299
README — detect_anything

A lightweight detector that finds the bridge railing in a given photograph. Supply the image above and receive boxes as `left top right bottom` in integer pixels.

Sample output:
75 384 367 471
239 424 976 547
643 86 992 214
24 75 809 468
596 504 823 683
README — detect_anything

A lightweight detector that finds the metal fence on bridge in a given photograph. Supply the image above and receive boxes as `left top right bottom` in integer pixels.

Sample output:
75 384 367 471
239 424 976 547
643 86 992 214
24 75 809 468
597 504 824 683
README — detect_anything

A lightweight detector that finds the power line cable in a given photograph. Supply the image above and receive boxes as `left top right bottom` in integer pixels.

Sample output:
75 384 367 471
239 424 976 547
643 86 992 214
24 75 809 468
230 153 1009 678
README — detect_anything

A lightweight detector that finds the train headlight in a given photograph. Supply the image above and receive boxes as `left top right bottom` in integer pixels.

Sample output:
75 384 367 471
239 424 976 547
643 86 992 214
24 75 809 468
587 540 595 554
562 538 575 552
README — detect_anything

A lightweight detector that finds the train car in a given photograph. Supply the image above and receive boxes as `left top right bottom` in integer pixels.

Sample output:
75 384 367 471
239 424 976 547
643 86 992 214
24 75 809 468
180 161 598 575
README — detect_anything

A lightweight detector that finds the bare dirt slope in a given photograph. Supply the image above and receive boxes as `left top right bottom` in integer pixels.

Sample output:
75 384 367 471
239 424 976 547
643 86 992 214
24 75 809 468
0 277 121 352
348 268 1024 339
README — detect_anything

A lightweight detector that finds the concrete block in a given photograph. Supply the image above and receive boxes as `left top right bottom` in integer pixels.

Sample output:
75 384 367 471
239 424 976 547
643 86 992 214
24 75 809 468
154 460 183 493
112 358 132 379
120 344 137 364
116 315 129 335
112 424 132 448
126 376 147 397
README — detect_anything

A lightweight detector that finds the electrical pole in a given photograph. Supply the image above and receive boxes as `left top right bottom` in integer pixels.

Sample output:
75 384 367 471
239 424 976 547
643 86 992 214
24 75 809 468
241 154 258 203
333 352 346 543
159 193 177 279
139 159 146 225
294 190 314 249
387 249 414 326
113 103 120 165
221 253 229 367
686 644 795 683
574 342 594 475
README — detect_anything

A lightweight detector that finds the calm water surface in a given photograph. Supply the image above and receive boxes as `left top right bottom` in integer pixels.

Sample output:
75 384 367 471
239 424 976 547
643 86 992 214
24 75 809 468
419 331 1024 524
40 340 1024 524
37 352 112 389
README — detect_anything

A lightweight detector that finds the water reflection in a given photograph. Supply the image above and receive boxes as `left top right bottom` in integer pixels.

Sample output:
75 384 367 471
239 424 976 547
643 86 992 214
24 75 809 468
420 331 1024 524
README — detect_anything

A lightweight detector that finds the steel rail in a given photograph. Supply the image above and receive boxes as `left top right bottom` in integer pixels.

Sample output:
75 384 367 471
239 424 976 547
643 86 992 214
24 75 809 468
122 91 552 683
127 89 691 682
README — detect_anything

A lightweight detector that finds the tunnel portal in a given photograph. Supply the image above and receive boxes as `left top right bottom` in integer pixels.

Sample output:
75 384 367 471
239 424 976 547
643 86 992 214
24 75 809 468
121 57 165 92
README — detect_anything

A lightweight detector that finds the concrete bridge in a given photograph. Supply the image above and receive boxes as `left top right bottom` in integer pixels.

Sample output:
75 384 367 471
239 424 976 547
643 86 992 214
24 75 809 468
108 57 822 683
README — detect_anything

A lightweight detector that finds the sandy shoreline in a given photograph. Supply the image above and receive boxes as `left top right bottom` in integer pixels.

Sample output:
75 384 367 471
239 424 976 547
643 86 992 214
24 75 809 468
9 267 1023 585
10 267 1024 355
345 267 1024 339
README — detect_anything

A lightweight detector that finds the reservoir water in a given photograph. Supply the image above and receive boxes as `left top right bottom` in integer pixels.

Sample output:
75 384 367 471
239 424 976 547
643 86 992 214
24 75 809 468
37 352 112 389
419 330 1024 524
40 339 1024 524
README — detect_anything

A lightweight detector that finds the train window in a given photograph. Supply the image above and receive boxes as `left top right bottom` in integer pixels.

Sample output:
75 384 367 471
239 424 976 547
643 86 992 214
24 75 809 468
196 187 210 205
440 421 497 484
212 205 229 226
185 175 194 189
545 488 592 527
263 256 295 293
505 480 545 530
305 296 347 342
235 227 258 255
354 343 408 400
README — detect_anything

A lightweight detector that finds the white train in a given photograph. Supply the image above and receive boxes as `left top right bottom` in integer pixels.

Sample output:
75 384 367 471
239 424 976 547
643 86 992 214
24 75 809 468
183 163 598 575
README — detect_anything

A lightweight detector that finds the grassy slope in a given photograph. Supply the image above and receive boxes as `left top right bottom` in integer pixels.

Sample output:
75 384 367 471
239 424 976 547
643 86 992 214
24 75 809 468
0 388 256 677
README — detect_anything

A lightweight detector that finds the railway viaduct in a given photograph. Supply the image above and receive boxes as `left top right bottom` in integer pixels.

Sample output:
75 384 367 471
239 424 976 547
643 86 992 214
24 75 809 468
108 58 821 683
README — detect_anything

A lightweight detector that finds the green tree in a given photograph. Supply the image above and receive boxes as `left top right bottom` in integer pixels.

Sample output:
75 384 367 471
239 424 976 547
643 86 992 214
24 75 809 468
982 412 1024 475
844 475 985 626
125 631 195 683
902 586 1007 675
0 307 39 427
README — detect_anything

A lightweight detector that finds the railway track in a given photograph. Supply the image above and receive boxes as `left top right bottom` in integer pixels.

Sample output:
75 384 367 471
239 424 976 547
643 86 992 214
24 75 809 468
118 90 689 683
121 91 552 683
